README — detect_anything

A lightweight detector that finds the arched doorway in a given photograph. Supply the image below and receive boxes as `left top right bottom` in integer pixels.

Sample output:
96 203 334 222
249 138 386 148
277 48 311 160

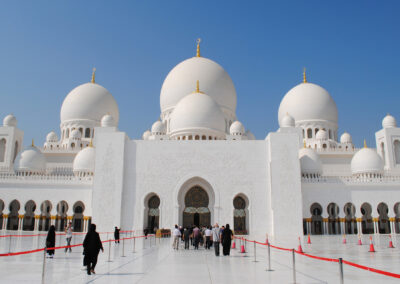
183 186 210 228
310 203 323 235
344 202 357 234
39 200 52 231
0 199 4 230
55 201 68 231
72 201 85 232
361 203 374 234
233 195 247 235
23 200 36 231
147 195 160 233
327 203 340 235
7 200 20 230
377 202 390 234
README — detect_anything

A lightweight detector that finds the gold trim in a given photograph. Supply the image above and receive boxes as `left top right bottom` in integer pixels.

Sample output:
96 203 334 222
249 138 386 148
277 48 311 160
323 218 328 222
3 214 8 218
356 218 362 222
389 217 396 222
34 215 41 219
373 217 379 222
50 216 56 220
67 216 73 220
83 216 90 220
196 38 201 57
18 215 24 219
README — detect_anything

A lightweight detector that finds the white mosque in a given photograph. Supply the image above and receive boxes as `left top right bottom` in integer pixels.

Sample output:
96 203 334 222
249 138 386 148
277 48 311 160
0 40 399 245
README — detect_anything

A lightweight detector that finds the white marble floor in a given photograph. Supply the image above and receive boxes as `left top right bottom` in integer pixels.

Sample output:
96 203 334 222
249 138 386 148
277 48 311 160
1 232 400 283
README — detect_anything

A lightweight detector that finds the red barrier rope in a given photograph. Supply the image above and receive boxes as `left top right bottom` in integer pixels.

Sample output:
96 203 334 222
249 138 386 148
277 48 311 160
342 260 400 278
0 230 134 238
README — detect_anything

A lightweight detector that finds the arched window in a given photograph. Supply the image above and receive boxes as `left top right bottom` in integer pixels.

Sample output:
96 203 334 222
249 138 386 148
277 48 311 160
85 128 91 138
394 141 400 165
79 128 83 136
39 200 52 231
202 135 206 140
377 202 390 234
72 201 85 232
7 200 20 230
0 199 4 230
13 141 18 162
315 128 319 136
55 201 68 232
0 138 6 162
195 135 200 140
71 143 75 149
343 203 357 234
23 200 36 231
146 195 160 234
310 203 323 235
307 128 312 138
327 203 340 235
233 195 248 235
360 203 374 234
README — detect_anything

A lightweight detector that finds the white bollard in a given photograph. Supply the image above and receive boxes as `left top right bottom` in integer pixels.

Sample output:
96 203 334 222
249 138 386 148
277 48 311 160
338 258 344 284
292 249 297 284
8 235 12 253
122 238 126 257
107 240 112 262
253 241 257 262
133 236 136 253
41 248 46 284
266 243 273 271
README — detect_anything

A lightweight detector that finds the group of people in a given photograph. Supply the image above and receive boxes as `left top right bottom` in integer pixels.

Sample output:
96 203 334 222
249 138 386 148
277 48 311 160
173 223 234 256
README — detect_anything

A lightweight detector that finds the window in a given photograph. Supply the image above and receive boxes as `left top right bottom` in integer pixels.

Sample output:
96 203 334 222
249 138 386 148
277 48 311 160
307 129 312 138
85 128 91 138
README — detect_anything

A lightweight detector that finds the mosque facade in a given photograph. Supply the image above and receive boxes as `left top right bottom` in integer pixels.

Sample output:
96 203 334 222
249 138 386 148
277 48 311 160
0 41 399 245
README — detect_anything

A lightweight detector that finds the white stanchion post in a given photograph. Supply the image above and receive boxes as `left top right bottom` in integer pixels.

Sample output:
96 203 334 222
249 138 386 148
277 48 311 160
253 241 257 262
266 243 273 271
338 258 344 284
122 237 126 257
8 235 12 253
133 236 136 253
41 248 46 284
107 240 112 262
292 249 297 284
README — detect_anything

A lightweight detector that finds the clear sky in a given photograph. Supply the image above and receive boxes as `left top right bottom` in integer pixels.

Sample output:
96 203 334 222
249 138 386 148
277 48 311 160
0 1 399 147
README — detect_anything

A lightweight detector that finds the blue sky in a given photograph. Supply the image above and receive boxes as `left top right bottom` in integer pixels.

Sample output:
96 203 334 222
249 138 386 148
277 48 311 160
0 1 399 147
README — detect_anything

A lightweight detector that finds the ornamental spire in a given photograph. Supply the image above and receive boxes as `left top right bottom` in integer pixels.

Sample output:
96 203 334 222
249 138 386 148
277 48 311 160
31 139 34 147
89 139 93 147
194 80 204 94
91 67 96 83
196 38 201 57
364 139 367 148
303 67 307 83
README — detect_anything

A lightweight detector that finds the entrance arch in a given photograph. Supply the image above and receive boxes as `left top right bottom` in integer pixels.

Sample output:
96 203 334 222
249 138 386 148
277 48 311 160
183 186 210 227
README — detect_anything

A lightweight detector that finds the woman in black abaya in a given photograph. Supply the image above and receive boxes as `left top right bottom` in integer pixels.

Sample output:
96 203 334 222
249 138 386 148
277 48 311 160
83 224 104 275
221 223 233 256
46 225 56 258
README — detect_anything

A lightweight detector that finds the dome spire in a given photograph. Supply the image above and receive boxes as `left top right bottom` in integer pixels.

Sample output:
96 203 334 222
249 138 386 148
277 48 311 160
31 139 34 147
91 67 96 83
194 80 204 94
303 67 307 83
364 139 367 148
88 139 93 148
196 38 201 57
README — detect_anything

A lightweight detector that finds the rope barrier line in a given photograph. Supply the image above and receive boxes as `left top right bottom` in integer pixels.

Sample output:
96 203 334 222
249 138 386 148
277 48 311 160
234 236 400 279
0 230 135 238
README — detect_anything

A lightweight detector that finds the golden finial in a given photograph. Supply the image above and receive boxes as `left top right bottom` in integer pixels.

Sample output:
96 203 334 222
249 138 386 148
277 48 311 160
194 80 204 94
31 139 34 147
303 140 307 148
196 38 201 57
364 139 367 148
88 139 93 147
303 67 307 83
91 67 96 83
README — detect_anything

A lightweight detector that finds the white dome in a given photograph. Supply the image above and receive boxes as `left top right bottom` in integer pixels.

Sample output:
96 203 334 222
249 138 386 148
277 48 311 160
3 114 17 127
382 114 397 128
101 114 116 127
245 130 256 140
160 57 237 114
351 147 384 175
151 121 165 135
60 82 119 125
340 132 352 144
280 113 295 127
14 146 46 174
316 129 328 140
142 130 151 140
170 92 226 135
230 121 245 135
278 82 338 126
46 131 58 142
73 146 95 175
70 129 81 139
299 148 322 174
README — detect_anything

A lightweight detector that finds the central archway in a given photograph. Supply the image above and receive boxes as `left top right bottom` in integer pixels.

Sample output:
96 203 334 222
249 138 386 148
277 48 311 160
183 186 210 227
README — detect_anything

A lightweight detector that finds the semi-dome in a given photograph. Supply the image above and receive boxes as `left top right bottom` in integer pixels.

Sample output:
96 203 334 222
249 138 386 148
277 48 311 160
278 82 338 126
340 132 352 144
280 113 295 128
151 121 165 135
160 56 237 114
142 130 151 140
46 131 58 142
70 129 81 140
101 114 116 127
382 114 396 128
3 114 17 127
73 146 95 175
299 148 322 175
351 145 384 175
14 145 46 174
169 91 226 136
316 129 328 140
230 121 245 135
60 82 119 125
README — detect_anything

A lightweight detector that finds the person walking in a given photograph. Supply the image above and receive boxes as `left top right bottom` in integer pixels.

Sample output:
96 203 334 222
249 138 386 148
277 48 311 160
46 225 56 258
173 225 181 250
83 224 104 275
64 222 73 253
204 226 212 249
212 223 221 256
193 226 200 250
183 228 190 249
221 224 234 256
114 227 120 244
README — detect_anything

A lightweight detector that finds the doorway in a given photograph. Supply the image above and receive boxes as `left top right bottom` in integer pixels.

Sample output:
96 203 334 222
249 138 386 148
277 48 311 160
183 186 210 228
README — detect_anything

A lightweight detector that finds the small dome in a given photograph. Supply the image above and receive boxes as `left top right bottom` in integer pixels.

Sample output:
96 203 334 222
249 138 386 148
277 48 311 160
46 131 58 142
245 130 256 140
340 132 352 144
142 130 151 140
170 92 225 135
101 114 116 127
382 114 396 128
299 148 322 175
3 114 17 127
230 121 245 135
14 146 46 174
280 113 295 128
316 129 328 140
278 82 338 126
351 147 384 175
70 129 82 140
73 146 95 175
60 82 119 125
151 121 165 135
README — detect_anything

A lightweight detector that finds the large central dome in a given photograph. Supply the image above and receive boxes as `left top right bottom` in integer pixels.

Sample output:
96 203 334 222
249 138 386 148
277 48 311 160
160 57 237 114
